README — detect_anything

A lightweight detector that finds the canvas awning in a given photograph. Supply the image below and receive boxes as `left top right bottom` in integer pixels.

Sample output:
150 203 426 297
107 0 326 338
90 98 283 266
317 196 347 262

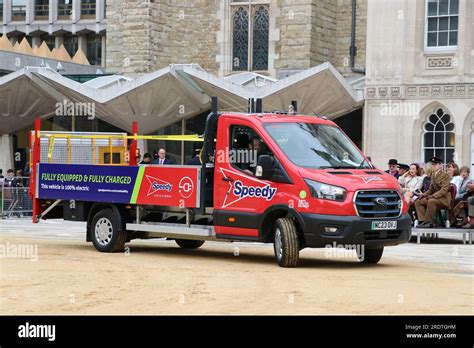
0 63 364 134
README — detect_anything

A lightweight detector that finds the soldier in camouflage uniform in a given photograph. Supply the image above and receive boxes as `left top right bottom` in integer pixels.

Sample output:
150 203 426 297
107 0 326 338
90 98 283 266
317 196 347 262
415 157 452 228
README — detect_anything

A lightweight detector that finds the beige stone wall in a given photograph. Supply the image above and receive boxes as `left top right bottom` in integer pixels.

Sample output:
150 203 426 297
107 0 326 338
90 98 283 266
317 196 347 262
364 0 474 171
335 0 367 75
156 0 220 73
311 0 337 67
107 0 220 74
106 0 367 77
276 0 313 71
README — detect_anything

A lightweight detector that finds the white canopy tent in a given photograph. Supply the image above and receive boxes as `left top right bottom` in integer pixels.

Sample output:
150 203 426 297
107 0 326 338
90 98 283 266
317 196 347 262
0 63 364 134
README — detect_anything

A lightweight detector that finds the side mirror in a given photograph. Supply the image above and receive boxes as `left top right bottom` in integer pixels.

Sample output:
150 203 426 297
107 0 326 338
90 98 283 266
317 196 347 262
256 155 274 180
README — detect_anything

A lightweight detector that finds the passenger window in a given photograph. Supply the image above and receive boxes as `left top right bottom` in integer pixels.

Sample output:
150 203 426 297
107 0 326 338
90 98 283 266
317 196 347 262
229 125 273 176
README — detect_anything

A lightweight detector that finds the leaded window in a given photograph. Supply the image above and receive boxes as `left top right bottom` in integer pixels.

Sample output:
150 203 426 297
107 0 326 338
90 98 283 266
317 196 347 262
423 108 455 164
231 1 269 71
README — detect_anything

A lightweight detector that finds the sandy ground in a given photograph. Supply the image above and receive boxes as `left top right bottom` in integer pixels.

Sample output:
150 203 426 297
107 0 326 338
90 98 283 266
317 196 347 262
1 226 473 315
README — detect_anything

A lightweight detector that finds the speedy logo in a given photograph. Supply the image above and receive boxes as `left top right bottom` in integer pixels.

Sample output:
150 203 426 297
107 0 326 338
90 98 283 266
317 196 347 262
361 176 382 184
221 168 277 208
233 181 276 201
145 175 173 196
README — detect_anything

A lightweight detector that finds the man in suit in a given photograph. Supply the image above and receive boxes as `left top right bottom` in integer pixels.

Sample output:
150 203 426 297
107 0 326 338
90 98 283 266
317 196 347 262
415 157 451 228
385 159 400 178
153 148 174 165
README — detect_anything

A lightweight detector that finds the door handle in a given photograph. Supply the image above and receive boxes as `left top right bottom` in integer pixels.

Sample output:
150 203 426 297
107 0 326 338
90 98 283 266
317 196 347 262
222 177 234 182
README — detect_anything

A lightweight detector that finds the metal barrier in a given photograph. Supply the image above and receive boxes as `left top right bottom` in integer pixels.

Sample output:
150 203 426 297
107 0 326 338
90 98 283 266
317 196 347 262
0 177 33 219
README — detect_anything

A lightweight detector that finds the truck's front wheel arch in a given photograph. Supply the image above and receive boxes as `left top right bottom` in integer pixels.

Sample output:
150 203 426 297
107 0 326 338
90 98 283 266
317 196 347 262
259 206 306 248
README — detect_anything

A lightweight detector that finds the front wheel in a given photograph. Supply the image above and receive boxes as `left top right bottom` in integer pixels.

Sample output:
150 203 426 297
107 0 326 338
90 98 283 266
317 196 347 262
273 218 299 267
175 239 205 249
357 247 384 264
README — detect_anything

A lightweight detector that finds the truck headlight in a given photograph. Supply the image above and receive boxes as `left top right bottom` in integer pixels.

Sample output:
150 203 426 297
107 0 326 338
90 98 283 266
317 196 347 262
304 179 346 202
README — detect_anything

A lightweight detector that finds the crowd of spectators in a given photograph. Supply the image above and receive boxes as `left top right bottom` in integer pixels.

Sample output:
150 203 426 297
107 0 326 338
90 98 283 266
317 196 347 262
385 158 473 229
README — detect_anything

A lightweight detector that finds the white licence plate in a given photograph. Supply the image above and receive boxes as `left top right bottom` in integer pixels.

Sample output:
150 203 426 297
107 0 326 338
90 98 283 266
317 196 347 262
371 221 397 230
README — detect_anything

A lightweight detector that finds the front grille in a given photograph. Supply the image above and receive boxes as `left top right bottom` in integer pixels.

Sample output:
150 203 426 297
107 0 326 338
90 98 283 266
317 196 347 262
354 190 401 219
364 231 401 240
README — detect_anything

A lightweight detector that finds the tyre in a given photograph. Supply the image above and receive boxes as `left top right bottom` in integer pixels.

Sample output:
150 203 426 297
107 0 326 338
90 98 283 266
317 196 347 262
357 247 384 264
175 239 205 249
273 218 299 267
90 208 127 252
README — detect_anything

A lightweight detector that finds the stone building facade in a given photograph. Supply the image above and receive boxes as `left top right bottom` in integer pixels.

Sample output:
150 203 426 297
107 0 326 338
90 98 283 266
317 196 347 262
105 0 367 78
364 0 474 174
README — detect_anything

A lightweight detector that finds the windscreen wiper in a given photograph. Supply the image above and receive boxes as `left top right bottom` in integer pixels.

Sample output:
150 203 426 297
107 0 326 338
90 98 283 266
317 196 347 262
357 158 373 169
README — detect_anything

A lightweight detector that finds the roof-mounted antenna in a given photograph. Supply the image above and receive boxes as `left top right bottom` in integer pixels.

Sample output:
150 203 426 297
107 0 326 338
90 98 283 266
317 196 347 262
211 96 218 114
290 101 297 115
255 98 263 114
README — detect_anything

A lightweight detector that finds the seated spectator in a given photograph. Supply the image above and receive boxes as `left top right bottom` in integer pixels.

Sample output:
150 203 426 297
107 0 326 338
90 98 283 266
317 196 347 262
454 166 471 205
447 162 460 185
385 159 400 178
467 195 474 229
450 178 473 228
398 164 409 177
419 162 433 194
140 153 152 165
415 157 451 228
399 163 423 206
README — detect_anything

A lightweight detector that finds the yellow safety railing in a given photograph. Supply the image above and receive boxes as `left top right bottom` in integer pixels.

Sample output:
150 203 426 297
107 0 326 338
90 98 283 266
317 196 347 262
41 133 204 165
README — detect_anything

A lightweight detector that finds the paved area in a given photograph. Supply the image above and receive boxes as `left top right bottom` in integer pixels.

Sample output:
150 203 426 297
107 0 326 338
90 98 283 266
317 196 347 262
0 218 472 315
1 218 472 273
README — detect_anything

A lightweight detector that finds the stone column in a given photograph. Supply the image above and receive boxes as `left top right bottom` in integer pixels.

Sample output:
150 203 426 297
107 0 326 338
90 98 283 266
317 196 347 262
50 0 58 22
0 135 14 174
55 35 64 48
26 0 34 23
32 35 41 48
78 34 87 53
101 34 106 68
72 0 80 22
4 0 11 23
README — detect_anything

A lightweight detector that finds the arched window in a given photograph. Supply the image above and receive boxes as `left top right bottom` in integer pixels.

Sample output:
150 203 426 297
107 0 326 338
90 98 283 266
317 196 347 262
231 1 269 71
423 108 455 163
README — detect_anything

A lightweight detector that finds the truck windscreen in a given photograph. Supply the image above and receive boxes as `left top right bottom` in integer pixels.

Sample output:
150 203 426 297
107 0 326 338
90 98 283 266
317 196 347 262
264 122 372 169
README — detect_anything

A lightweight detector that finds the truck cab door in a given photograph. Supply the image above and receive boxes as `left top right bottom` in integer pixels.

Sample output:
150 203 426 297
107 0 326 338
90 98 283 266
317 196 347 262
213 119 282 239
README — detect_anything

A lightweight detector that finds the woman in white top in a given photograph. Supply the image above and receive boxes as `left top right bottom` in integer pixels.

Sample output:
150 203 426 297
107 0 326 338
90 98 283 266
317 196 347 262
447 162 461 186
399 163 423 206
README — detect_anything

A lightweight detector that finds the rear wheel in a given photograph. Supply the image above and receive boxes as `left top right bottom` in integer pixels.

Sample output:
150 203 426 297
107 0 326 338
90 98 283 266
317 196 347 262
273 218 299 267
90 208 127 252
175 239 205 249
357 247 384 264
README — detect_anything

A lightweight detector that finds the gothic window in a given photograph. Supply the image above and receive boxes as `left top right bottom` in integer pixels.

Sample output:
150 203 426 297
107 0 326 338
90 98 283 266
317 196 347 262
231 1 269 71
423 108 455 163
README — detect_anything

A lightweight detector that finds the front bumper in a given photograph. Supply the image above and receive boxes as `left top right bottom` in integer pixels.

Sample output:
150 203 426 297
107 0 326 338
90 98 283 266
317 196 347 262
301 213 412 249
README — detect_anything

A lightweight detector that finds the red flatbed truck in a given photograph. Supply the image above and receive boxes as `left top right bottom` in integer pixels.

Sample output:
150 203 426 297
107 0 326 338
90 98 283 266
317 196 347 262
30 98 411 267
